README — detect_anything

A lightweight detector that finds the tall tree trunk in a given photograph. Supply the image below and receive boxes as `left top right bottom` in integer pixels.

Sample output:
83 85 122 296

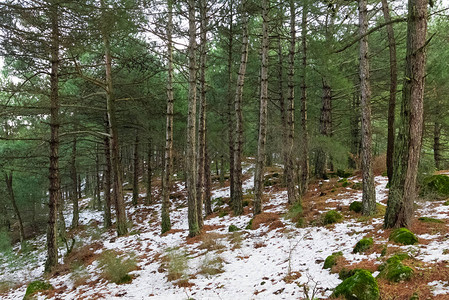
381 0 398 183
233 1 248 216
254 0 269 216
95 143 101 211
161 0 173 234
298 0 308 197
5 172 25 244
70 136 79 228
359 0 376 216
146 139 153 206
101 0 127 236
434 121 442 170
45 0 60 273
103 115 112 228
132 132 140 206
316 79 332 179
197 0 208 228
187 0 200 237
227 1 236 208
384 0 427 229
349 90 361 169
78 174 82 199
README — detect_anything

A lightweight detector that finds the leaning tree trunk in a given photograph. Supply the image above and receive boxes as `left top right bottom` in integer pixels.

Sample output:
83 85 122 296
101 0 127 236
160 0 173 232
384 0 427 229
233 1 248 216
45 0 60 273
70 135 79 228
359 0 376 216
186 0 200 237
381 0 398 183
5 172 25 244
253 0 269 216
132 132 140 206
298 0 308 198
103 115 112 228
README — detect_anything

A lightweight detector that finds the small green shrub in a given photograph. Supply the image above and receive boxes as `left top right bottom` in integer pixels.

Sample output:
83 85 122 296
323 251 343 269
218 211 228 218
418 217 444 224
245 219 253 230
443 200 449 206
164 248 189 282
389 228 418 245
342 181 350 188
285 202 303 221
333 269 379 300
228 225 241 232
70 263 90 287
98 250 137 284
336 169 352 178
349 201 363 213
353 238 373 253
323 210 343 225
0 231 12 253
23 280 53 300
352 182 363 190
422 175 449 198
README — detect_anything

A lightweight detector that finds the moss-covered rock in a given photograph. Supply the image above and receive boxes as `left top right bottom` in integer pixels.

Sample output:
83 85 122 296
377 254 413 282
422 175 449 197
323 210 343 225
228 224 241 232
338 268 364 280
418 216 444 224
333 269 379 300
24 280 53 300
323 251 343 269
349 201 363 213
353 237 373 253
389 228 418 245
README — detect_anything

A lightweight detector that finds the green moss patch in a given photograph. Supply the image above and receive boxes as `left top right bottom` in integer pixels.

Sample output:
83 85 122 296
24 280 53 300
389 228 418 245
422 175 449 198
418 217 444 224
377 254 413 282
336 169 352 178
333 269 379 300
323 210 343 225
349 201 363 213
228 225 241 232
353 238 373 253
323 251 343 269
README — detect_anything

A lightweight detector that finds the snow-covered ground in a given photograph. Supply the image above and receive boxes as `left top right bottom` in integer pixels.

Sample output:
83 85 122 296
1 165 449 299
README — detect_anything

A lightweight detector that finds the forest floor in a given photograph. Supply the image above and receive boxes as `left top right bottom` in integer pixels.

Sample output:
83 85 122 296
1 161 449 299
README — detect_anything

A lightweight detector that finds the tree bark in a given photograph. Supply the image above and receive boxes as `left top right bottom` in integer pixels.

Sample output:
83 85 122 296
227 0 236 209
101 0 127 236
187 0 200 237
45 0 60 273
298 0 308 198
5 172 25 244
70 136 79 228
434 121 442 170
254 0 269 216
132 132 140 206
315 80 332 179
359 0 376 216
146 139 153 206
103 115 112 228
95 143 101 211
160 0 173 232
384 0 427 229
381 0 398 183
233 0 248 216
204 147 213 216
